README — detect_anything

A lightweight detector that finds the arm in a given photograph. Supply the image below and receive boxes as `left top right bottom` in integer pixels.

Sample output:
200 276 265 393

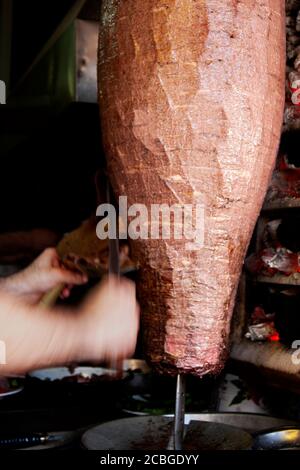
0 277 139 375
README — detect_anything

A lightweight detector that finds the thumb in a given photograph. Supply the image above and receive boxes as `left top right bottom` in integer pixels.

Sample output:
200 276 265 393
54 267 88 286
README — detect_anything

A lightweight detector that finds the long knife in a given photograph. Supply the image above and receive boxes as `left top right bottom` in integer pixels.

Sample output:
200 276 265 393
106 181 120 278
106 181 121 372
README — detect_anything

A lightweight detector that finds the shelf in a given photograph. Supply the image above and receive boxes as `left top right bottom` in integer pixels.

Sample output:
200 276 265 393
254 273 300 286
230 340 300 394
246 271 300 286
255 273 300 286
263 198 300 211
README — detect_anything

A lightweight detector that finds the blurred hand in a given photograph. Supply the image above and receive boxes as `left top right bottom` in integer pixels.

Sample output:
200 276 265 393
79 276 140 363
1 248 87 304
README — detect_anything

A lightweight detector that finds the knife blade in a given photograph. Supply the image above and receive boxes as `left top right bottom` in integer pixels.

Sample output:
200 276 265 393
106 180 122 372
106 181 120 278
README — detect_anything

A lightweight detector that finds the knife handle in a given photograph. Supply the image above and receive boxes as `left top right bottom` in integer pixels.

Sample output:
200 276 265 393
39 284 65 308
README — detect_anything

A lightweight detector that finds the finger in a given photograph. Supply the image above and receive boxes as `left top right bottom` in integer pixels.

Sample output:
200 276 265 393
119 277 136 298
121 285 138 317
52 256 61 269
117 341 137 361
60 287 71 299
36 248 60 270
55 268 88 286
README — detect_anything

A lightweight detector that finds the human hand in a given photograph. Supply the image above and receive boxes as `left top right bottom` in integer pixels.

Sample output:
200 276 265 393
79 276 140 363
1 248 88 304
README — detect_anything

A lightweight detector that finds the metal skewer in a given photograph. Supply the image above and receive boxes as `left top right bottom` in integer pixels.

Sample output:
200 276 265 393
174 374 186 451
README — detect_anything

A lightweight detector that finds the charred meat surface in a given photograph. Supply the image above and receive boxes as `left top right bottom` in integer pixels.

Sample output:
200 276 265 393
98 0 285 376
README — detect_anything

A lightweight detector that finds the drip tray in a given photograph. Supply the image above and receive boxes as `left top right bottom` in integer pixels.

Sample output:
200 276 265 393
81 416 253 451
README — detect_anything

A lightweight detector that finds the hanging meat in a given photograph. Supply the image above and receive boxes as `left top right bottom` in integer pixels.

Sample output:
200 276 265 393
98 0 286 376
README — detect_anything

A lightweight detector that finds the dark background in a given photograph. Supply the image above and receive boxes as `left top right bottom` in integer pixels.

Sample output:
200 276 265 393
0 0 104 238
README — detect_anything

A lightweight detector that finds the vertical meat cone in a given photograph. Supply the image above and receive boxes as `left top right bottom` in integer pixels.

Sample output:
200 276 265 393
98 0 285 376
